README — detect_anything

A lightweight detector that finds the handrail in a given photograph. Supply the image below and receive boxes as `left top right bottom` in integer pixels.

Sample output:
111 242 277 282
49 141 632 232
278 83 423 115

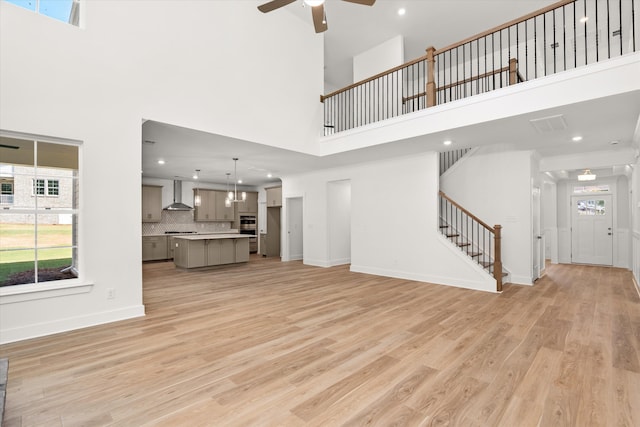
439 191 503 292
434 0 576 54
402 64 512 103
320 54 429 102
322 0 575 102
439 191 494 232
321 0 637 134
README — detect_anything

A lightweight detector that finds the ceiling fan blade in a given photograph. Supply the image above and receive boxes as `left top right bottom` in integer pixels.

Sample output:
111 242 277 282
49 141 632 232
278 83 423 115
311 4 328 33
257 0 296 13
342 0 376 5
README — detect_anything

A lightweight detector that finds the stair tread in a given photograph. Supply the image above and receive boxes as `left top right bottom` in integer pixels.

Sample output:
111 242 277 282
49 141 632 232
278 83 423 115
446 233 460 238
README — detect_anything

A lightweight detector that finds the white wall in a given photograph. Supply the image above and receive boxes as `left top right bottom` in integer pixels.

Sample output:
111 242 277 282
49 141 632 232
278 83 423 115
440 147 535 284
283 154 497 292
632 147 640 287
327 180 351 266
0 1 323 343
542 180 558 263
353 35 404 82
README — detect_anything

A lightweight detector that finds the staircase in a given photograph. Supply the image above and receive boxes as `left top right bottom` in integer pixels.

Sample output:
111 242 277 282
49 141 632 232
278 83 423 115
438 149 507 291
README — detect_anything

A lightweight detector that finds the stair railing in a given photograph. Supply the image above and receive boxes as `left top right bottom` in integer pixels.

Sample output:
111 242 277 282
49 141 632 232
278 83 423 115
439 191 503 292
321 0 639 134
439 148 472 175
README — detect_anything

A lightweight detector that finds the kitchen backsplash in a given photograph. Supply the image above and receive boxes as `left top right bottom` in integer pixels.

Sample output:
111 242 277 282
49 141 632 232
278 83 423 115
142 210 232 235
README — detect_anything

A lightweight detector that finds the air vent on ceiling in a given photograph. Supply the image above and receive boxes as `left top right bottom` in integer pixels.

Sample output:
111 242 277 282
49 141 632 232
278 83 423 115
529 114 567 133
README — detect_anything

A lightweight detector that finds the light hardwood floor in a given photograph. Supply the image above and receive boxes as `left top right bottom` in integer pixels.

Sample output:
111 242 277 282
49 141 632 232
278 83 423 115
1 257 639 426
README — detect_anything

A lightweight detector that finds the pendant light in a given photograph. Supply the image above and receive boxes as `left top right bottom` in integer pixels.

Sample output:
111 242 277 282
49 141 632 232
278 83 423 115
224 173 232 207
226 158 247 204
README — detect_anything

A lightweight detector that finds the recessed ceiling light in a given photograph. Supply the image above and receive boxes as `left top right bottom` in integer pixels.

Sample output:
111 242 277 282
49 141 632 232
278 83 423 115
398 8 406 16
157 159 165 165
572 136 583 142
610 140 620 145
267 173 273 178
443 140 453 146
579 16 589 23
237 179 243 184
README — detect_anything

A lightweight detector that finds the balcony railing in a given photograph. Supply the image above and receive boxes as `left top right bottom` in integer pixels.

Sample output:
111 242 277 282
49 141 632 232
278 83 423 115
321 0 639 135
0 195 14 205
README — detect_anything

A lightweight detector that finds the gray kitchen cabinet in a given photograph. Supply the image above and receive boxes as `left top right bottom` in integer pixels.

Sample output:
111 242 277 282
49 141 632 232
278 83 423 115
142 236 168 261
238 191 258 213
235 238 250 262
194 189 235 221
266 186 282 207
142 185 162 222
206 239 234 265
193 189 216 221
174 238 206 268
265 207 281 257
214 191 234 220
174 235 250 268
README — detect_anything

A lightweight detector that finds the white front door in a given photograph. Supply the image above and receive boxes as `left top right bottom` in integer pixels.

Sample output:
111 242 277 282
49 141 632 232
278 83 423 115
571 195 613 265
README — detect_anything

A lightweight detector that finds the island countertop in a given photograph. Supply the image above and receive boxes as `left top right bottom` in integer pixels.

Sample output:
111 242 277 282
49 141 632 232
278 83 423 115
173 234 252 268
174 233 254 241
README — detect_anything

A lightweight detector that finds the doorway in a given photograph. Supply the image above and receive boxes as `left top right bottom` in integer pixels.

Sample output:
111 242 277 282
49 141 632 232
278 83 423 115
571 194 613 265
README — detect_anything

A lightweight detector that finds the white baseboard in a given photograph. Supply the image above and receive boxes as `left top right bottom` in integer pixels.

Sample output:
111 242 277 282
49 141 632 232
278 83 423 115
510 274 534 286
349 264 498 293
0 305 145 344
328 258 351 267
303 258 331 268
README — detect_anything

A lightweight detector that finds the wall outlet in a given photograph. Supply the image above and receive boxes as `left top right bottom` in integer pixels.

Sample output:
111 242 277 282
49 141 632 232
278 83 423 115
107 288 115 300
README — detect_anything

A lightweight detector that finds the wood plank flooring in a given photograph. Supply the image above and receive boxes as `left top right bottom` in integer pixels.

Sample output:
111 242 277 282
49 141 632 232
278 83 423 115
1 256 639 426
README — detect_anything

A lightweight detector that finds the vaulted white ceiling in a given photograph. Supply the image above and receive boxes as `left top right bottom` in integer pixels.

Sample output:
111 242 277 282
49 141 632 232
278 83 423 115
142 1 640 186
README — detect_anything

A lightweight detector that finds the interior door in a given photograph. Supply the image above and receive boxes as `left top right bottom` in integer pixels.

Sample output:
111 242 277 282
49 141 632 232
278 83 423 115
571 194 613 265
286 197 303 261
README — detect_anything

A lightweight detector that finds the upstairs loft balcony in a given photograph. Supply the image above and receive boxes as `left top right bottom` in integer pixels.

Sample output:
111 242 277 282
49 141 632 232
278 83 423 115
320 0 639 135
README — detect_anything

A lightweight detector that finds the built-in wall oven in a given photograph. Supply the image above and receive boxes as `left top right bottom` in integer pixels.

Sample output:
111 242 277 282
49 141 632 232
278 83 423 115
239 215 257 253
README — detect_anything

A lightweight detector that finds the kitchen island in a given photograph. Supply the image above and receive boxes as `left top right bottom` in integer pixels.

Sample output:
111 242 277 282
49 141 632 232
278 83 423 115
173 234 252 269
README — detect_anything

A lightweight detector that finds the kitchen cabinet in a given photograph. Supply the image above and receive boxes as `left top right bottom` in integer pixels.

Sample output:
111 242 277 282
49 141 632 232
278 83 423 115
266 186 282 207
174 239 206 268
142 185 162 222
214 191 234 220
235 238 250 262
238 191 258 213
207 239 235 265
174 234 251 268
142 236 168 261
194 189 234 221
265 207 281 257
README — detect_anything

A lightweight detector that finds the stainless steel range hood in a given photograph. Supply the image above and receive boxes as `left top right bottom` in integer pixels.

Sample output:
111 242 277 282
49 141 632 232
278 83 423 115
164 180 193 211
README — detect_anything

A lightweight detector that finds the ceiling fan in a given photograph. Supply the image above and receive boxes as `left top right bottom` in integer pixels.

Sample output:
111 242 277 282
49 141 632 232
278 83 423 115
258 0 376 33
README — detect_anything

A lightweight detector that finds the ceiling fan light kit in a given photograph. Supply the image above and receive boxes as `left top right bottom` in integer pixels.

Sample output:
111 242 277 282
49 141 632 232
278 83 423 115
258 0 376 33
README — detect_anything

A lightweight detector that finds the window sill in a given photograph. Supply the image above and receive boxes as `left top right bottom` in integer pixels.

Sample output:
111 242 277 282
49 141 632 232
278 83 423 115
0 280 94 305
